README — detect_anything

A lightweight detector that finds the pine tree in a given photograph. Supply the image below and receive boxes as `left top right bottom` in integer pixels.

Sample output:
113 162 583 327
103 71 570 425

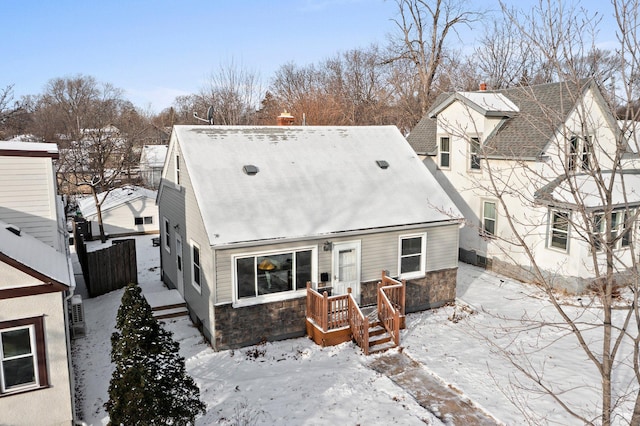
105 283 206 425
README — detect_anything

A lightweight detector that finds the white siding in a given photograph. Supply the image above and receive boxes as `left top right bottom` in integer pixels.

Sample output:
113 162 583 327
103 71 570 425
0 156 58 248
88 197 159 236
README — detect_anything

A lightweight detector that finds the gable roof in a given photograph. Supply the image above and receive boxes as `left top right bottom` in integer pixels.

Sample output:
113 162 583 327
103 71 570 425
140 144 168 168
0 219 71 291
78 185 157 219
0 141 59 159
168 125 462 247
407 80 594 159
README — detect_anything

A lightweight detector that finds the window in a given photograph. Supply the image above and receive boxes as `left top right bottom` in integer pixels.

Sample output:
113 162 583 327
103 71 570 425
594 209 633 250
568 135 592 171
163 217 171 253
482 201 496 236
192 242 201 292
234 247 316 303
0 317 47 394
549 210 569 251
439 137 450 168
175 154 181 185
470 137 481 170
398 233 427 279
134 216 152 226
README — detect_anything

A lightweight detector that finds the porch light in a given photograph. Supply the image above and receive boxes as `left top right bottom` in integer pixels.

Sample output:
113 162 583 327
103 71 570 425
323 241 333 251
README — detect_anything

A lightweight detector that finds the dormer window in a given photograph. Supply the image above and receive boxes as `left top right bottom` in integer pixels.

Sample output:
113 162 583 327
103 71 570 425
470 137 481 170
439 137 450 169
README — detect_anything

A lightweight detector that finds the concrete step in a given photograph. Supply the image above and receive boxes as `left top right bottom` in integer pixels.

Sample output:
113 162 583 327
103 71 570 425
153 306 189 319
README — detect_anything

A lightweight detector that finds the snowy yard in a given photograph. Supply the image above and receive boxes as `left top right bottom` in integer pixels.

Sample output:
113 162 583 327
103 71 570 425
72 236 636 425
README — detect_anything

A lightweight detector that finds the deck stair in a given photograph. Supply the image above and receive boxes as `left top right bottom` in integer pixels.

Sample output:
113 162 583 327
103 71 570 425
306 271 405 355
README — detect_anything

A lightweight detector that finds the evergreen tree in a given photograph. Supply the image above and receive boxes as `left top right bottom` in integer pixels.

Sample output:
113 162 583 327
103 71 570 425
105 284 206 425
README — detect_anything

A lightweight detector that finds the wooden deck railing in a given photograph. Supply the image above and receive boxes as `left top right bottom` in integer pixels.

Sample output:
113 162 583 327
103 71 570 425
306 283 350 332
348 292 369 355
306 271 405 354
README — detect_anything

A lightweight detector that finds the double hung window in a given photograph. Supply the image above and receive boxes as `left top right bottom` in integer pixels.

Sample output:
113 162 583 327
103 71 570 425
398 233 427 279
549 210 570 251
439 137 450 168
0 317 47 394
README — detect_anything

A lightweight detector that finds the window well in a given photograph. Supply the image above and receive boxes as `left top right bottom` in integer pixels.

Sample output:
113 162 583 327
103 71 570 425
376 160 389 169
243 165 259 175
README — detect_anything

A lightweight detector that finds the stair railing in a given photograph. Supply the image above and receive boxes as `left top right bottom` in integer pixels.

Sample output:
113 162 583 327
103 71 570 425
348 288 369 355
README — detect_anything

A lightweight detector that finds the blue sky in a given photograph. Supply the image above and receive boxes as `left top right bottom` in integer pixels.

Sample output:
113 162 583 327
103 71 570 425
1 0 616 113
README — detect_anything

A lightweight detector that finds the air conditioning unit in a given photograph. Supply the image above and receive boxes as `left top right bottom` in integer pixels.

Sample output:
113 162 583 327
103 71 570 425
70 295 86 338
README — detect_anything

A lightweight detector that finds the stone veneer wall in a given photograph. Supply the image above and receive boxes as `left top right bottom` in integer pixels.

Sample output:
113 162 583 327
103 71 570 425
213 297 307 350
360 267 457 312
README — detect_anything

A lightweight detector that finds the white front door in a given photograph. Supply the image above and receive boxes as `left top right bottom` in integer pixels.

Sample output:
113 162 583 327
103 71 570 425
176 234 184 295
332 241 361 302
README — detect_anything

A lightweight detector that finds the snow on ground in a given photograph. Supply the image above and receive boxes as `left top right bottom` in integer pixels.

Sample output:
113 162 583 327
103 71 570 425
72 235 635 425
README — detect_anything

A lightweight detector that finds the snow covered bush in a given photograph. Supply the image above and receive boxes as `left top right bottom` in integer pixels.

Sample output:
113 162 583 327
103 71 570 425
105 283 206 425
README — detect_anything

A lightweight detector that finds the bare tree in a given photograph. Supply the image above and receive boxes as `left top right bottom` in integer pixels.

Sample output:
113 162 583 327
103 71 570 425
386 0 482 115
423 1 640 424
0 85 30 139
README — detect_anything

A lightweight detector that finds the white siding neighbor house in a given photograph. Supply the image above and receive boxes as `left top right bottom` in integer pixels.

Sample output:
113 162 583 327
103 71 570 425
77 185 159 238
407 79 640 293
0 142 76 425
158 125 462 350
139 144 168 189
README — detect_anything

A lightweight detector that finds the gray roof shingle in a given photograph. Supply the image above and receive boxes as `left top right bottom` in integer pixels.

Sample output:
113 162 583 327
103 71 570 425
407 80 590 159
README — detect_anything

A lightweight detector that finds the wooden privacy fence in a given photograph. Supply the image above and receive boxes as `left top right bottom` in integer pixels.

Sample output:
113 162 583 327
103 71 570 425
85 239 137 297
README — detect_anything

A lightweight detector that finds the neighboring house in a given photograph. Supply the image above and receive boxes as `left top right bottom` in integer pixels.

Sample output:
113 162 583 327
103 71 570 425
139 144 168 189
0 142 76 425
407 79 639 293
158 125 462 350
77 185 158 238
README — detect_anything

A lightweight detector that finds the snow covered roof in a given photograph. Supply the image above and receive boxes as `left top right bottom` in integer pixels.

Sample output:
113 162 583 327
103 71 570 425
537 170 640 209
427 91 519 119
140 144 168 168
170 125 463 247
0 219 71 287
78 185 158 219
0 141 59 158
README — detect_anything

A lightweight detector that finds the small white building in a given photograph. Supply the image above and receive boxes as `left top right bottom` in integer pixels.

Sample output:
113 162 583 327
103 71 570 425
139 144 168 189
78 185 158 238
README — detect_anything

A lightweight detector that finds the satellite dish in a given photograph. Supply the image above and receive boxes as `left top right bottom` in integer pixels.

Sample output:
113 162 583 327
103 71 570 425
207 106 214 125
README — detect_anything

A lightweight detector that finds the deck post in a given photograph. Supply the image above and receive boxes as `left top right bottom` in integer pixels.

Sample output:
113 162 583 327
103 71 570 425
322 291 328 331
400 279 406 315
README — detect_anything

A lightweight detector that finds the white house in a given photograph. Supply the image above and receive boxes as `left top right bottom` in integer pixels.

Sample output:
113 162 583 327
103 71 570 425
139 144 168 189
158 125 463 350
407 79 640 293
0 142 76 425
77 185 158 238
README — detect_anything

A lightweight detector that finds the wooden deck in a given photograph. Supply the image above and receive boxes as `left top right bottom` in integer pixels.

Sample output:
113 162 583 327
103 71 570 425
306 271 406 354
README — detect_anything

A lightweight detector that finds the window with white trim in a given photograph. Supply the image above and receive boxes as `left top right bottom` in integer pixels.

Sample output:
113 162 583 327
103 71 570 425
439 137 450 168
175 154 181 185
470 137 481 170
594 209 634 251
234 247 316 302
0 317 47 394
398 233 427 279
549 210 569 251
192 241 201 292
482 200 496 236
568 135 592 171
134 216 153 226
163 217 171 253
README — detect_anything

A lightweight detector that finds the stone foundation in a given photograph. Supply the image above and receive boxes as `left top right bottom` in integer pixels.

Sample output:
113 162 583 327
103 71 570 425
213 297 307 351
360 268 457 312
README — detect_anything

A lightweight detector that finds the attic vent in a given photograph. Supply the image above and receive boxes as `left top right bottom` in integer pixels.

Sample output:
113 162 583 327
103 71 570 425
376 160 389 169
6 225 21 236
243 165 259 175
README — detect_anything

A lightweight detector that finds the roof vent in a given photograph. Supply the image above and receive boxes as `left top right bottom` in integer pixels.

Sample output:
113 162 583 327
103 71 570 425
6 225 21 236
376 160 389 169
243 165 259 175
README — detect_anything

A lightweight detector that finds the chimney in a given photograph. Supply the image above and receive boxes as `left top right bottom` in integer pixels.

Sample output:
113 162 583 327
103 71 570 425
479 82 487 91
277 110 295 126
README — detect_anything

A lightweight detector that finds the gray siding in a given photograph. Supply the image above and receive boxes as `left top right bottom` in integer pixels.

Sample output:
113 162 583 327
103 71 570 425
214 223 459 304
0 156 57 247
